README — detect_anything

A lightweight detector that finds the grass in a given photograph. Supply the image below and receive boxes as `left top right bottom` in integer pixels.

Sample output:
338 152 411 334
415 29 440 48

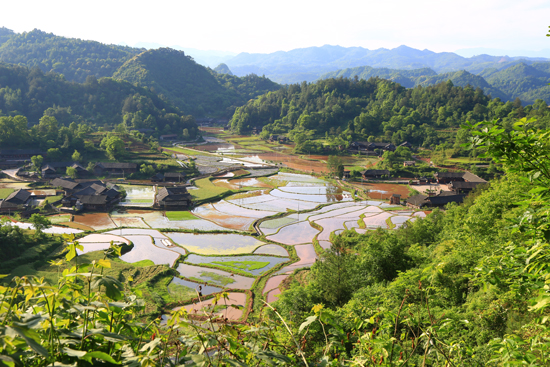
124 199 153 203
48 215 72 224
165 211 198 221
41 195 63 206
212 260 269 272
165 146 210 156
0 188 14 199
190 178 233 202
132 259 156 267
190 271 235 286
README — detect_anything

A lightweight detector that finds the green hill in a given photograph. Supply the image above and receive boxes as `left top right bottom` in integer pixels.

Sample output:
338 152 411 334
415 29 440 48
0 62 196 135
483 62 550 104
213 63 233 75
0 29 140 83
113 48 280 117
0 27 15 46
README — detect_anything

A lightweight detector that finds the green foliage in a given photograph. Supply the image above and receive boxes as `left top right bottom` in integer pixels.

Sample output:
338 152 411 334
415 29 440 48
100 134 125 160
0 63 195 144
113 48 280 118
0 29 140 82
164 211 198 221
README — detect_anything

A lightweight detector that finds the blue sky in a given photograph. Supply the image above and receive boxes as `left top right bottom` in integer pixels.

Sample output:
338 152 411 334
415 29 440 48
1 0 549 55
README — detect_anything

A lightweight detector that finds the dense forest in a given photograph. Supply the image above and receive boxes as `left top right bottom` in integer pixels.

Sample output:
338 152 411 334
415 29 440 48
0 63 199 148
230 76 550 148
113 48 280 117
0 29 141 83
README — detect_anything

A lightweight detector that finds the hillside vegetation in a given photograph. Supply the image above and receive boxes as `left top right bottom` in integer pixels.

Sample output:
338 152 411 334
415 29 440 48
230 76 550 150
114 48 280 117
0 63 197 137
0 29 140 83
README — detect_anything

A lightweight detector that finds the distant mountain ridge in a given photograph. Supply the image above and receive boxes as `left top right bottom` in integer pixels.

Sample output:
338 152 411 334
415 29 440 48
224 44 550 84
320 61 550 104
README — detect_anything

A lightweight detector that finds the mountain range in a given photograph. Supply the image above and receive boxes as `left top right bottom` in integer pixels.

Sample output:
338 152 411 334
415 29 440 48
1 27 550 118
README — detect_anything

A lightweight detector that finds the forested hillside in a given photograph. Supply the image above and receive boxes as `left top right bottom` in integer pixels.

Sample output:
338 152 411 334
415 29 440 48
230 76 550 147
0 29 140 83
113 48 280 117
0 63 197 142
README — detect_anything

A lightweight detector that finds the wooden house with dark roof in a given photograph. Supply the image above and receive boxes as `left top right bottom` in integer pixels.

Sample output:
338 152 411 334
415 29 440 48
434 171 487 184
164 172 186 183
448 181 486 193
75 195 109 211
5 189 31 205
406 193 466 209
361 170 390 179
0 149 45 160
93 162 138 176
155 187 192 208
150 173 164 182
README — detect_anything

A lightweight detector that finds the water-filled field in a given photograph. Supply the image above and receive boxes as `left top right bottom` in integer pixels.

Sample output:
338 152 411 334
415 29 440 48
166 233 265 254
184 254 288 276
21 171 430 321
119 185 155 207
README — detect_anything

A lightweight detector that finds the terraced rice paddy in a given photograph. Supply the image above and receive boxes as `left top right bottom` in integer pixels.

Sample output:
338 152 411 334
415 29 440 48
176 263 255 289
184 254 288 276
176 292 247 320
267 221 320 245
120 235 180 266
166 233 265 255
73 213 116 230
168 277 222 298
14 170 429 320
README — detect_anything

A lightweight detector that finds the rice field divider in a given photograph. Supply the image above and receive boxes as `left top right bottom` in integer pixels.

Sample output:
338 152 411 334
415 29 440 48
193 262 260 279
386 217 397 230
357 213 367 229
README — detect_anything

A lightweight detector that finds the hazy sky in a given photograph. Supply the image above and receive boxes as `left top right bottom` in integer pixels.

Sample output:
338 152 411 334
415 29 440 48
1 0 549 54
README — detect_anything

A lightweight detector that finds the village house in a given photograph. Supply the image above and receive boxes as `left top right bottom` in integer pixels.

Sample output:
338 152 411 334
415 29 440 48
448 181 486 193
50 178 121 211
349 141 397 153
406 192 466 209
159 134 178 141
434 171 487 184
42 162 87 178
93 162 138 176
403 161 416 167
155 187 193 209
361 169 391 179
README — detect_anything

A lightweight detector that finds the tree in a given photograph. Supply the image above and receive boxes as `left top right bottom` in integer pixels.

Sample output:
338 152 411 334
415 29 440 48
30 155 43 173
72 150 82 162
47 148 62 161
327 155 344 177
66 166 77 179
100 135 125 160
311 236 357 308
29 213 51 238
140 164 155 176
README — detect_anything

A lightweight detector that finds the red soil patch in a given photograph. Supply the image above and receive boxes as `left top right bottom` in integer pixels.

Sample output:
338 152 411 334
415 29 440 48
258 153 329 173
352 182 411 200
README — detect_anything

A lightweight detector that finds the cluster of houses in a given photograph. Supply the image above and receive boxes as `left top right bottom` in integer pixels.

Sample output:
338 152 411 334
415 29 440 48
349 141 412 154
406 171 487 209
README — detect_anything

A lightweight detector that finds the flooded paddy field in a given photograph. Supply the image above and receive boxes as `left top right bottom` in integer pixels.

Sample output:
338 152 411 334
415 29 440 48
166 233 265 255
15 169 428 319
176 263 255 289
73 213 116 231
169 277 222 298
184 254 288 276
267 221 320 245
177 292 247 321
119 185 155 207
